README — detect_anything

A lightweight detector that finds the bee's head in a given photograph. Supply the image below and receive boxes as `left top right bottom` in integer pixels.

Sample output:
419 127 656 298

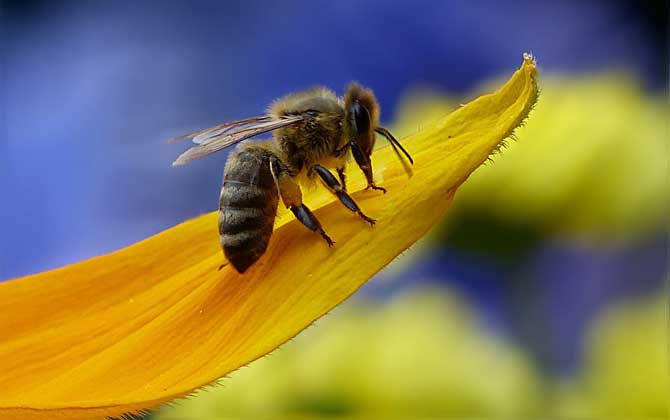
344 83 379 157
344 83 380 186
343 83 413 189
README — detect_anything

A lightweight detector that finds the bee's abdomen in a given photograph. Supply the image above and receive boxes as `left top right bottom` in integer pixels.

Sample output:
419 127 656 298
219 146 279 273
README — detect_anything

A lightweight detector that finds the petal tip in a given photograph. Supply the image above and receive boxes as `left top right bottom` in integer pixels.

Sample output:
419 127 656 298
522 52 536 64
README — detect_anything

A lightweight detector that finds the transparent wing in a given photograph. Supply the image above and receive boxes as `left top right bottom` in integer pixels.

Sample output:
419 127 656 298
167 116 272 144
172 115 304 166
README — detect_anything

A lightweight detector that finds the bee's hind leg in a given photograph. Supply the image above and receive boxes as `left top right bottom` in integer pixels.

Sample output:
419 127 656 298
270 157 334 247
311 164 376 226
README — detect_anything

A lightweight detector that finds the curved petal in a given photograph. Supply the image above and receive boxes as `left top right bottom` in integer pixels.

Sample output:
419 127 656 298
0 55 538 419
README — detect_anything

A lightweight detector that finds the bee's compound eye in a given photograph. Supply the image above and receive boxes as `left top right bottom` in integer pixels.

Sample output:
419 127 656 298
351 101 371 134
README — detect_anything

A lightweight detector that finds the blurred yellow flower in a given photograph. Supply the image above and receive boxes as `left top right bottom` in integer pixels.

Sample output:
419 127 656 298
394 74 668 244
0 56 538 419
155 288 543 419
558 294 669 417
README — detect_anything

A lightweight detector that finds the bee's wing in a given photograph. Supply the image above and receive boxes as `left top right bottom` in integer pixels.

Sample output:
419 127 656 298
172 116 304 166
167 116 272 144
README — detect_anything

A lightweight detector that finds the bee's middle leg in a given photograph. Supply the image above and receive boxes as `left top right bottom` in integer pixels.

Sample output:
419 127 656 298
336 167 347 192
270 157 334 246
311 164 376 226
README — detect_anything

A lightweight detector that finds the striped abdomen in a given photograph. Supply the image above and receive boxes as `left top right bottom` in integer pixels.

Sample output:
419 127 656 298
219 145 279 273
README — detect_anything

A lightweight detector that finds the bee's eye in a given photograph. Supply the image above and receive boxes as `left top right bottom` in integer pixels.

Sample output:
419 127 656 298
350 101 370 135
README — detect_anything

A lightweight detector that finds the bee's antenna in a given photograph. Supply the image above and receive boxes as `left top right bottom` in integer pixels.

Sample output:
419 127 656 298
375 126 413 179
375 126 414 165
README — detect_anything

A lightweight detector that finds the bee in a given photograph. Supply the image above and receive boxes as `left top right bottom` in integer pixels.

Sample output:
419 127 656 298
170 83 413 273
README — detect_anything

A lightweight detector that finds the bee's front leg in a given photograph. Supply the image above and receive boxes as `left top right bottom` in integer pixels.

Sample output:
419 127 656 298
350 141 387 194
365 183 387 193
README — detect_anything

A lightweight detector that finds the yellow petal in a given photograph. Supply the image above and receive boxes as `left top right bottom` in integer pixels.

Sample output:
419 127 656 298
0 54 538 419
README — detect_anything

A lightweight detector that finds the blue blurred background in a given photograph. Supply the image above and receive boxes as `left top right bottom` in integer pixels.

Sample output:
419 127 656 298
1 1 668 418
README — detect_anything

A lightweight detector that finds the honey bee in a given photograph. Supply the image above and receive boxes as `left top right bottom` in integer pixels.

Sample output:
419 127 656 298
170 83 413 273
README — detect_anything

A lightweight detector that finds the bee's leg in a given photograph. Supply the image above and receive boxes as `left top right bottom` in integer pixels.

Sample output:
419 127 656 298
270 157 334 246
336 167 347 192
311 164 376 226
350 142 387 193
